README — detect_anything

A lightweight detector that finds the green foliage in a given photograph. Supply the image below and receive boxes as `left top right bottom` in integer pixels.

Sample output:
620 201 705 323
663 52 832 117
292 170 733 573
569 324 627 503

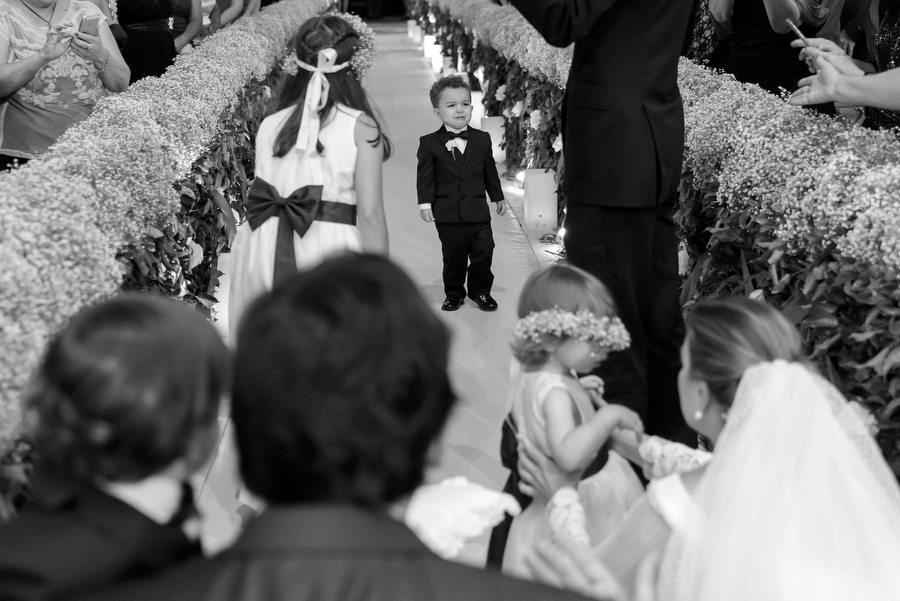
677 171 900 475
120 75 276 313
0 442 30 522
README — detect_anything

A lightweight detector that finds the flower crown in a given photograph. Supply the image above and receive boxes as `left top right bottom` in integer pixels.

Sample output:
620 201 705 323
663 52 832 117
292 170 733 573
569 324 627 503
515 308 631 351
280 12 377 80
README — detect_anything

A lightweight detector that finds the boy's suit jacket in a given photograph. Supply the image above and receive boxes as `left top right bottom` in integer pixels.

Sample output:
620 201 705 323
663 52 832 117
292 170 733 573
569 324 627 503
509 0 693 208
0 470 201 600
416 126 504 223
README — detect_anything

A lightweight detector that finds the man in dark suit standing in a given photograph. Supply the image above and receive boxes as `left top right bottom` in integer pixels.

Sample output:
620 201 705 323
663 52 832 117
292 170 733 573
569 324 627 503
417 75 507 312
509 0 696 445
78 254 594 601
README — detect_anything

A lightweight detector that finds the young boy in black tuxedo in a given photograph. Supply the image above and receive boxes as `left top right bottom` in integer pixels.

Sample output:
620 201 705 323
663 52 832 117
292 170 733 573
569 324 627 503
417 75 506 312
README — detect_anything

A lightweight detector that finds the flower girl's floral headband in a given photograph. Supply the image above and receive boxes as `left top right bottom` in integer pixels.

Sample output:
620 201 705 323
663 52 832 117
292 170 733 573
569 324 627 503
515 308 631 350
281 12 377 80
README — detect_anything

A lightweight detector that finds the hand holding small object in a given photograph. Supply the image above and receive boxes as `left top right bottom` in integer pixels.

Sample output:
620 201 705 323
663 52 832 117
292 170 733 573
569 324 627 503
69 31 106 66
789 36 845 56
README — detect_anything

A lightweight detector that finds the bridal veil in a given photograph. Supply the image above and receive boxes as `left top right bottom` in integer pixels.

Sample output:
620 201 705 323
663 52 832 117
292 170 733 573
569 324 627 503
659 360 900 600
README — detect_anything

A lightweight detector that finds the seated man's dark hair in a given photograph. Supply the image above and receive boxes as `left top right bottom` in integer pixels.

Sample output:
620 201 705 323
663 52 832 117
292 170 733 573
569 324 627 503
25 294 230 482
233 253 456 506
429 74 471 108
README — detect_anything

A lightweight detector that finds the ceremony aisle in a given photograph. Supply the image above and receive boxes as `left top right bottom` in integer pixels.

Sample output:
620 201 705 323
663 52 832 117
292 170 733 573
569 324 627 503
196 17 554 566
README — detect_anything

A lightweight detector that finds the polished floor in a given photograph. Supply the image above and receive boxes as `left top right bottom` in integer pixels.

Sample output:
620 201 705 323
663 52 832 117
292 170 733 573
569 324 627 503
195 18 562 567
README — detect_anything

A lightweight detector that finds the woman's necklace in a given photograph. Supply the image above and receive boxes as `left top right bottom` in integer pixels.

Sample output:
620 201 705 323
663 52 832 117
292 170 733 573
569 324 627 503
19 0 57 27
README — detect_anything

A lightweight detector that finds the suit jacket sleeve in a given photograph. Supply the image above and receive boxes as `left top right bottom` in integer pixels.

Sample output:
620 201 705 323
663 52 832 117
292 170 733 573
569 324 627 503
416 137 435 207
481 132 504 204
509 0 619 47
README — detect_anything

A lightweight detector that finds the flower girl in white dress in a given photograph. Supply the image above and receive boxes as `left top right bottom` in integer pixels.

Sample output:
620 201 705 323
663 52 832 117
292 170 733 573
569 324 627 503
228 13 390 333
502 264 645 580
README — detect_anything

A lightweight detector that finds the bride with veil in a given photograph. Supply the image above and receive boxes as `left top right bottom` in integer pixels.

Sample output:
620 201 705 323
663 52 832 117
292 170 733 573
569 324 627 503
522 297 900 601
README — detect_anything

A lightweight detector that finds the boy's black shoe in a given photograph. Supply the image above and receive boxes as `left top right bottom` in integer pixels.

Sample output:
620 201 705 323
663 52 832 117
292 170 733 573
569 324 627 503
468 293 498 311
441 296 464 311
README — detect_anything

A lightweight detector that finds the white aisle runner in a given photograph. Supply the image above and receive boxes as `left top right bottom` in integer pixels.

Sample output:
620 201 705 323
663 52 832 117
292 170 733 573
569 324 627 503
196 18 551 567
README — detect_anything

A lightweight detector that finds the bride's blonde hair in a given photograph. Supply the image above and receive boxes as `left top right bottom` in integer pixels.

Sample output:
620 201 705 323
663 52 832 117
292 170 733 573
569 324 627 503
684 297 810 408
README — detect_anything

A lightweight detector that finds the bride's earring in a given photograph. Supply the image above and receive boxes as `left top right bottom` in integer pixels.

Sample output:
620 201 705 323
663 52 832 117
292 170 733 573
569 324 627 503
693 408 704 421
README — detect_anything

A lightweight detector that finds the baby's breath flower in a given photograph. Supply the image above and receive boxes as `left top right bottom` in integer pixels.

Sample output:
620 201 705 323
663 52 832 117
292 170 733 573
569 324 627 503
515 308 631 351
324 12 378 79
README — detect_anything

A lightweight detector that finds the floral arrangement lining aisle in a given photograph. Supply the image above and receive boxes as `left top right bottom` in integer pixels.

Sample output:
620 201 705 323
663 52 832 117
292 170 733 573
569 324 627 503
0 0 331 471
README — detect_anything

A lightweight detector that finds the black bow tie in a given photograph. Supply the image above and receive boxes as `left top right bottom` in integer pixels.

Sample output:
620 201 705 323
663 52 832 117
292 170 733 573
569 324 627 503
447 129 468 140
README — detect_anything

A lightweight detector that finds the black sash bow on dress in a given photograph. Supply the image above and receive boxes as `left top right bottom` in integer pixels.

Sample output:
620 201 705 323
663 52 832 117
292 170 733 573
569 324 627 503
245 178 357 285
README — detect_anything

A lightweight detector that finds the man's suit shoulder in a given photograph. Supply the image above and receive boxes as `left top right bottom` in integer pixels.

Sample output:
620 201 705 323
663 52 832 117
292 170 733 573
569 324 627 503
76 552 591 601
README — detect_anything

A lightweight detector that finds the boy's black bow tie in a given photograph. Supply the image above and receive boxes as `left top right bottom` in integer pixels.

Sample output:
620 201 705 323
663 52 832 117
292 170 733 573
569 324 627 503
447 130 468 140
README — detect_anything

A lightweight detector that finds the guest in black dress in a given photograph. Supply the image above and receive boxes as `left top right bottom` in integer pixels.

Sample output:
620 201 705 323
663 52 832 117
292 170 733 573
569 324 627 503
119 0 178 83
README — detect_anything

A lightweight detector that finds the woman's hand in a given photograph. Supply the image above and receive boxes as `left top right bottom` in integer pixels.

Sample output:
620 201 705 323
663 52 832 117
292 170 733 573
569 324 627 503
792 37 848 69
69 31 107 66
791 36 845 56
803 47 865 77
790 55 844 106
38 25 73 63
517 437 579 503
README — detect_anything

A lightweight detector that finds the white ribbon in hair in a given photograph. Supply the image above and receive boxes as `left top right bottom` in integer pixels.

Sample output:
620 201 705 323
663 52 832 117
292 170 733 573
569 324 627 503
294 48 350 154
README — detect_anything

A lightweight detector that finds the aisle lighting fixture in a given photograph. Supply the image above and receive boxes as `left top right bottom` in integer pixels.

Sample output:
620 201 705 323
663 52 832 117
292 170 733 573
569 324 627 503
523 168 557 231
423 34 437 58
481 116 506 163
470 90 485 129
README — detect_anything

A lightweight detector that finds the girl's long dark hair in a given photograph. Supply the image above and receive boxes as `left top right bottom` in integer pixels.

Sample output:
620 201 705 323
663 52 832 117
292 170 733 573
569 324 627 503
272 15 392 160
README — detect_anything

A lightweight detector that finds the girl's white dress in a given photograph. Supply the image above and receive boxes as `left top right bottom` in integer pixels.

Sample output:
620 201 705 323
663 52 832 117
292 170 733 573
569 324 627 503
502 369 644 580
228 103 364 331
